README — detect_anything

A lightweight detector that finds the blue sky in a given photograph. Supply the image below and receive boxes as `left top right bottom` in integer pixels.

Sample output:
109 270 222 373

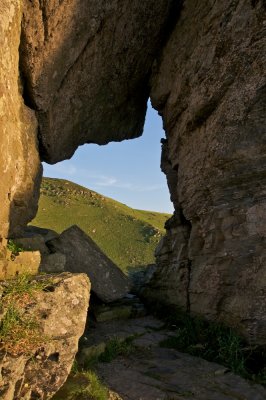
43 101 173 214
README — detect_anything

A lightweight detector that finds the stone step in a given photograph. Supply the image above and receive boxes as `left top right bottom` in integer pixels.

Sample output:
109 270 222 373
97 344 266 400
90 294 148 322
78 316 166 365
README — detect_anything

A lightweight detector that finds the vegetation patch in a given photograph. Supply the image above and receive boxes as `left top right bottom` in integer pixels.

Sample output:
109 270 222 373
55 335 137 398
99 337 135 363
52 371 108 400
0 274 52 355
7 239 24 255
158 309 266 385
80 336 137 371
32 177 170 273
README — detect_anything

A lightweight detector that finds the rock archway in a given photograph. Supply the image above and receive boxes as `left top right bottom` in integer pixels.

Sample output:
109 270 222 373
0 0 265 345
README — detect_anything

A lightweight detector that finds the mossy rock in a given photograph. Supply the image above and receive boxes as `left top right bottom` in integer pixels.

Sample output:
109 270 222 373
53 372 108 400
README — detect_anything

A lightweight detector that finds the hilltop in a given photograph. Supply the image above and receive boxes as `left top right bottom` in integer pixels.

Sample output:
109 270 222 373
32 178 170 273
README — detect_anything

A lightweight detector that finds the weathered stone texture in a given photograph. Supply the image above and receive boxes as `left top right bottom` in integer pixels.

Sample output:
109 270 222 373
0 248 41 280
0 273 90 400
146 0 266 344
47 225 130 302
0 0 265 351
0 0 42 238
20 0 178 163
0 229 67 279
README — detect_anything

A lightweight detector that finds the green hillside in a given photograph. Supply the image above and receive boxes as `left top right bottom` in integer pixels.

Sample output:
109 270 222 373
32 178 171 273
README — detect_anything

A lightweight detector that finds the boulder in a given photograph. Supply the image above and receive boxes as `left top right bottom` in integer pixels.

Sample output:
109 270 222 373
9 227 66 274
0 223 65 278
47 225 130 302
40 252 66 274
0 242 66 280
0 272 90 399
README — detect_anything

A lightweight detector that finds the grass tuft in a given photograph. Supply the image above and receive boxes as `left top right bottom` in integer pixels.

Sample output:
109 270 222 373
0 274 52 354
158 310 266 385
99 337 135 363
82 371 108 400
52 371 108 400
3 273 52 300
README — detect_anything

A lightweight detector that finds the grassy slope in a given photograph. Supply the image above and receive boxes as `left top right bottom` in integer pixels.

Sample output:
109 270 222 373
32 178 170 273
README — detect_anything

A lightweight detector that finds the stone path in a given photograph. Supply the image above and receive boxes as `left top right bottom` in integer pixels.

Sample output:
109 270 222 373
79 316 266 400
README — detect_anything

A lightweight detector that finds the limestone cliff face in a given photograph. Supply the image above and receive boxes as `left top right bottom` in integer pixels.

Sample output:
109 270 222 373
145 0 266 344
20 0 179 163
0 0 42 238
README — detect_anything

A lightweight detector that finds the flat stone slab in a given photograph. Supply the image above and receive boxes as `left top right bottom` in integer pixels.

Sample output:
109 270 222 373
78 316 166 364
83 316 165 348
97 346 266 400
81 316 266 400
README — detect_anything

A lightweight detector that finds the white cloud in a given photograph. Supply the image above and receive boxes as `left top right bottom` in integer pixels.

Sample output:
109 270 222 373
43 162 164 193
44 163 77 176
94 180 164 192
95 177 117 187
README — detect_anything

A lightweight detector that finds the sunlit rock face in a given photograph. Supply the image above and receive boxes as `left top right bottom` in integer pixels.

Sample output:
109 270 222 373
146 0 266 345
20 0 179 163
0 0 42 238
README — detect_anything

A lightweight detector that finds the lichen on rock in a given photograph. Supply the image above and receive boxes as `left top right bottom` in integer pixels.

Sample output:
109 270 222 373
0 272 90 400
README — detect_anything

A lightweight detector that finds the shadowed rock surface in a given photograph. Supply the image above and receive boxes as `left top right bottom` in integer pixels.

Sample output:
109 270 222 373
0 0 265 366
64 315 266 400
97 346 266 400
47 225 130 302
20 0 180 163
0 273 90 400
144 0 266 345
